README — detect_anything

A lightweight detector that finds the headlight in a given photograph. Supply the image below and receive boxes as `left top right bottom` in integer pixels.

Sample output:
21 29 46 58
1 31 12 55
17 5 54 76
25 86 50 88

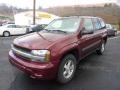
31 50 50 62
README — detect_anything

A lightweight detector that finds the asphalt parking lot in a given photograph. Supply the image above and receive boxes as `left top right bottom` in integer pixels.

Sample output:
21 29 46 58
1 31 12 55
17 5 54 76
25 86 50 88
0 35 120 90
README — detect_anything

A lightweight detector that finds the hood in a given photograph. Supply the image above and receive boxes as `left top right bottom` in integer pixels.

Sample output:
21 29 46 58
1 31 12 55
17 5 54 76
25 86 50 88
13 32 69 50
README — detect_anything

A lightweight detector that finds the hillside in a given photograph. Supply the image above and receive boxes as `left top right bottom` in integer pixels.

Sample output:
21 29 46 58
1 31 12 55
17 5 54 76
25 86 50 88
43 4 120 29
0 3 119 29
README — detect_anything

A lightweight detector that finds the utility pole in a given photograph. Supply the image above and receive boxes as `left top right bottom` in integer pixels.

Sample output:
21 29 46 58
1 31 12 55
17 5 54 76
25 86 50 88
33 0 36 25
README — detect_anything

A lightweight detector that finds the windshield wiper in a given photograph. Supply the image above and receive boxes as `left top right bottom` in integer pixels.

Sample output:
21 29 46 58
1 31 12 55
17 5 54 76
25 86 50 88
43 29 67 33
43 29 50 32
42 29 53 33
52 30 67 33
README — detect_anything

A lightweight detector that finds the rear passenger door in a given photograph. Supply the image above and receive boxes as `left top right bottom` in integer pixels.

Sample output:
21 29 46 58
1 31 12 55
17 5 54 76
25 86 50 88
80 18 100 57
92 18 103 49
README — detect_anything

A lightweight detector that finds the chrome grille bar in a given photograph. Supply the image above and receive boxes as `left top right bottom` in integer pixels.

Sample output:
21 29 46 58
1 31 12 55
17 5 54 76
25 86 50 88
11 45 45 62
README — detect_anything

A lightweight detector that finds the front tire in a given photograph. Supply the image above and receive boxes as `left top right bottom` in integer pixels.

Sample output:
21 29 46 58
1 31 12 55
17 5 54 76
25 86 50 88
3 31 10 37
57 54 77 84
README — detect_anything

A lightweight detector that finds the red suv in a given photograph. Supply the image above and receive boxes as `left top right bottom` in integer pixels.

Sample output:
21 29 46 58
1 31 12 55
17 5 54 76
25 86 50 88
9 16 107 84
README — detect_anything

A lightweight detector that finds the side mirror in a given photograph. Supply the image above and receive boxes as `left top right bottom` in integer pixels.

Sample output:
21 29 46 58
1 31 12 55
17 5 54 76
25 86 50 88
81 30 94 35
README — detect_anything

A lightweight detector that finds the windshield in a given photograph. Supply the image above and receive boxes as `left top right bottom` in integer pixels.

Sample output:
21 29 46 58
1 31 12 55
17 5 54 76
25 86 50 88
44 18 80 33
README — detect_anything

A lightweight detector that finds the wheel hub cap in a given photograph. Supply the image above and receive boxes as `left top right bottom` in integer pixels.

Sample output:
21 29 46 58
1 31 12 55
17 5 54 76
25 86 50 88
63 60 74 79
101 43 105 52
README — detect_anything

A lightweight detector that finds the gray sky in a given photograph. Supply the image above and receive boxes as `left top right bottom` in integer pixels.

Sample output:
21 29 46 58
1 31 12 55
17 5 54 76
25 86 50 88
0 0 118 9
117 0 120 5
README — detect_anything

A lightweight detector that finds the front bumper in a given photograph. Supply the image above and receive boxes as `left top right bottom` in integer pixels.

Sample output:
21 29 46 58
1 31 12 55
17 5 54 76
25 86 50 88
9 50 58 80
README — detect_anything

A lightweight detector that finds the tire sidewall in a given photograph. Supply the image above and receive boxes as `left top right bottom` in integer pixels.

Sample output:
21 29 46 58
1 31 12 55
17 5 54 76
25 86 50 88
100 41 105 53
3 31 10 37
57 54 77 84
97 40 105 55
114 31 117 36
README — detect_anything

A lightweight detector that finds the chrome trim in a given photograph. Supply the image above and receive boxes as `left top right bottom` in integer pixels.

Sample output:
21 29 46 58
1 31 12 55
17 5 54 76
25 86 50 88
11 45 45 62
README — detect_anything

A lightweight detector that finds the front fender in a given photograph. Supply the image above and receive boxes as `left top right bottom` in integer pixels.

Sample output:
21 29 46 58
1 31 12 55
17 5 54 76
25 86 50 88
58 43 78 56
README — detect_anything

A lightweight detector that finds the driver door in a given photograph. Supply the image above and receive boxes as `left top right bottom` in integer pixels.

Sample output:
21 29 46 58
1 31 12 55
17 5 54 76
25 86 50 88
79 18 96 58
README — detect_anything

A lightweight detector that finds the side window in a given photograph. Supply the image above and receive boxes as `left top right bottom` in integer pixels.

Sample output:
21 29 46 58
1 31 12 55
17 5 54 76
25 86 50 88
7 25 16 28
93 19 101 30
84 19 94 31
16 25 22 28
99 19 106 28
7 25 12 28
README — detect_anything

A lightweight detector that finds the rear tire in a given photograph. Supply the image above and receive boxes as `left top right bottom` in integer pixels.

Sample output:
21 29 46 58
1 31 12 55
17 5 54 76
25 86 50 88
3 31 10 37
114 31 117 36
57 54 77 84
96 41 105 55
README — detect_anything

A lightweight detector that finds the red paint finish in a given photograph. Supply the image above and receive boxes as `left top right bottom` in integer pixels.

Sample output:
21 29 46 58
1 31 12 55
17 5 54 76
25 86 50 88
9 51 58 79
9 16 107 80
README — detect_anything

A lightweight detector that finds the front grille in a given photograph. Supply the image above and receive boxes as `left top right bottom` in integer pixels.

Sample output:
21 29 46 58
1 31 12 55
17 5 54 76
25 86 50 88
13 45 31 53
12 44 31 60
14 52 30 61
11 44 44 62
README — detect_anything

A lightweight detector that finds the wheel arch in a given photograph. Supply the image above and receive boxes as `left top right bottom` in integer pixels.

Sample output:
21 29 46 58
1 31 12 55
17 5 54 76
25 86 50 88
3 31 10 35
60 48 80 63
103 36 107 44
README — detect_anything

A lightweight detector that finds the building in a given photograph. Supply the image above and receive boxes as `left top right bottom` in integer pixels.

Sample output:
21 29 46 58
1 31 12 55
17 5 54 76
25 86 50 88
14 11 59 26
